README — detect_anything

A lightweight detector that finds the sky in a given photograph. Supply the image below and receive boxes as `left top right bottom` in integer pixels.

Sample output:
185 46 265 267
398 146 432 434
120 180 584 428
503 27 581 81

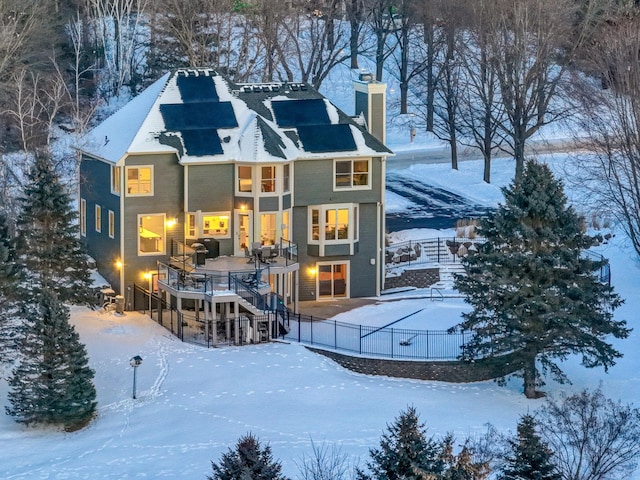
1 66 639 479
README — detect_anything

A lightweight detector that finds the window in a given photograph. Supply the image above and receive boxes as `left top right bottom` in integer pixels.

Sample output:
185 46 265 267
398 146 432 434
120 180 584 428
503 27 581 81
238 166 252 193
108 210 115 238
186 213 196 238
261 165 276 193
282 210 290 242
325 208 349 240
335 159 370 189
186 212 231 238
80 199 86 237
111 166 121 195
283 164 290 193
260 213 277 245
309 204 359 247
95 205 102 233
138 214 165 255
126 166 153 196
202 213 229 237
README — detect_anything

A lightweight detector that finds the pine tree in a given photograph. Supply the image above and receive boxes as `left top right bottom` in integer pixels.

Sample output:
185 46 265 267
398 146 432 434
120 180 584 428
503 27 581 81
15 153 92 305
208 433 290 480
6 289 97 429
498 414 560 480
0 211 20 360
357 406 445 480
454 159 629 398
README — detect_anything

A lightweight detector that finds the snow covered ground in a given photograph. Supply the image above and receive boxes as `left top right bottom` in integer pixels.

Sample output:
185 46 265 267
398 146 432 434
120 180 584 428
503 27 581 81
1 61 638 478
1 151 638 479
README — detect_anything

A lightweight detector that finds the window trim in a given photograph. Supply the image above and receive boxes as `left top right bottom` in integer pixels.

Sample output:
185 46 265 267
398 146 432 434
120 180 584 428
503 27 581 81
137 213 166 256
334 158 371 190
95 205 102 233
108 210 115 239
308 203 359 251
125 165 154 197
283 163 291 193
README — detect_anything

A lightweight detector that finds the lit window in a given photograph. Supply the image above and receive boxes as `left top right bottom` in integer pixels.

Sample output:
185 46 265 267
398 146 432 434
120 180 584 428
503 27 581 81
111 166 121 195
138 214 165 255
186 213 196 238
126 166 153 196
238 166 252 193
325 208 349 240
80 199 86 237
335 159 370 189
202 213 229 237
282 210 290 241
260 213 276 245
95 205 101 233
108 210 115 238
309 204 358 246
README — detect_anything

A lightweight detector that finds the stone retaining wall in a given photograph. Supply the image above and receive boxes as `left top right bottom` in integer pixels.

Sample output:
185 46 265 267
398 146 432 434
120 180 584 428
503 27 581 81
385 267 440 290
308 347 523 383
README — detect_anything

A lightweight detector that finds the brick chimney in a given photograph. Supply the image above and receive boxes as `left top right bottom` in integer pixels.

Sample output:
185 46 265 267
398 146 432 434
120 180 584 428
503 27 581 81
353 73 387 144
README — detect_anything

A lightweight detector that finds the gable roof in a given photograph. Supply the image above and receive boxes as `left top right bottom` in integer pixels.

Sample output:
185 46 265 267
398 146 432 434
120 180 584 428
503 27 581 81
80 69 392 165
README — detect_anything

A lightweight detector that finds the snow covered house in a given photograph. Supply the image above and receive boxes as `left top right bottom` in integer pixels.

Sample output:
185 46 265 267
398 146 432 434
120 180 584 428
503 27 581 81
78 68 391 316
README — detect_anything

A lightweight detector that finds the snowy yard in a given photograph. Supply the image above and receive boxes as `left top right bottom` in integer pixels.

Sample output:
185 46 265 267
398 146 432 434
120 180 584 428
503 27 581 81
2 153 639 479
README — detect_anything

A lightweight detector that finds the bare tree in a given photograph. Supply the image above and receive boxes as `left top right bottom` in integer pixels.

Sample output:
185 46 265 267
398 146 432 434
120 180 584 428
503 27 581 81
363 0 398 82
486 0 589 181
456 0 505 183
538 388 640 480
279 2 352 89
390 0 426 114
295 439 356 480
346 0 366 69
569 10 640 257
87 0 149 97
432 0 464 170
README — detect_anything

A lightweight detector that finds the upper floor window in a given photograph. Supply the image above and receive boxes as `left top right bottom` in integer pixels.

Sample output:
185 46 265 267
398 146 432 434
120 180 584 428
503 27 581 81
126 166 153 196
309 204 359 245
108 210 115 238
335 159 370 189
261 165 276 193
283 164 290 193
238 166 252 193
111 166 121 195
138 213 165 255
80 199 86 237
95 205 102 233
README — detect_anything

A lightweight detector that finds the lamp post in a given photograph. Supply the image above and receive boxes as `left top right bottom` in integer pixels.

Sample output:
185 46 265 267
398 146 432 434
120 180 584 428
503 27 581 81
129 355 143 399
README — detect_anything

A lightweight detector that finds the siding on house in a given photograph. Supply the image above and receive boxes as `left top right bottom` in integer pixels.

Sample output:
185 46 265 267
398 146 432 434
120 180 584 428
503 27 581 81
80 154 121 291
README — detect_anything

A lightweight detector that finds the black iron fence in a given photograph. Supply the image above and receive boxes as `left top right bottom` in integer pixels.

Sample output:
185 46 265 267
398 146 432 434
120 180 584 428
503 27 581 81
282 312 471 360
386 237 483 270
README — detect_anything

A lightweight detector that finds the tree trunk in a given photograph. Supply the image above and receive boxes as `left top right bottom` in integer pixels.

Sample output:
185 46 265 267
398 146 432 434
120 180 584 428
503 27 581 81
523 354 538 399
350 16 359 69
424 20 435 132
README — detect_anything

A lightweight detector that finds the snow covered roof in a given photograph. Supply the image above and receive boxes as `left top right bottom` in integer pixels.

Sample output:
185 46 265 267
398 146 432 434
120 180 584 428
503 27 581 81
80 69 392 165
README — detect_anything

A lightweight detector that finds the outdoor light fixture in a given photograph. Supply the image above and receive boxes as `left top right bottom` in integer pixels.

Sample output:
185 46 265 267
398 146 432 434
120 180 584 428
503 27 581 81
129 355 143 399
143 271 152 280
115 260 123 269
166 217 177 228
308 267 317 276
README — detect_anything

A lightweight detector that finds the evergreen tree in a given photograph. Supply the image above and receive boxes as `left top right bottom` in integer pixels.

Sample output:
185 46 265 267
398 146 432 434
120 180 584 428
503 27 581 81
6 289 97 429
15 153 92 305
356 406 445 480
454 160 628 398
0 211 21 361
208 433 289 480
498 414 560 480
